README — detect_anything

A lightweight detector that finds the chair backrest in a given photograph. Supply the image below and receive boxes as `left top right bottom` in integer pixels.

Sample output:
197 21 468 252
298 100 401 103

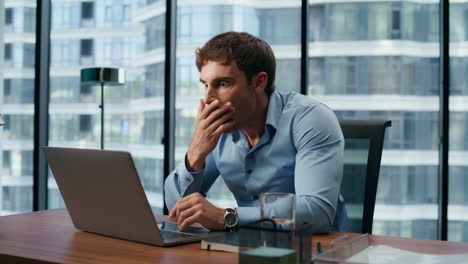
339 120 391 234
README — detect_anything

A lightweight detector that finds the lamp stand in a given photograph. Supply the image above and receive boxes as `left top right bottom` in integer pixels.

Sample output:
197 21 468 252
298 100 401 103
100 82 104 150
81 67 125 150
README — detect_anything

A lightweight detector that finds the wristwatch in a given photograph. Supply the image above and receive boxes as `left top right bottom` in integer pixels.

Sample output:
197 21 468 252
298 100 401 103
223 208 239 231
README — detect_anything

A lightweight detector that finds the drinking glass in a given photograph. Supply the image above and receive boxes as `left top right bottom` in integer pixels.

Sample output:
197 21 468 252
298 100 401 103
260 192 296 230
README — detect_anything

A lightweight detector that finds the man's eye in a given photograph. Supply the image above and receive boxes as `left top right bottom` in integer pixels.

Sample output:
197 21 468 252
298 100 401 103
220 81 228 87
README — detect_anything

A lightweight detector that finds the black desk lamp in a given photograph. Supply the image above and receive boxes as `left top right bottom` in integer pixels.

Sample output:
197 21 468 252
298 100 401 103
80 67 125 149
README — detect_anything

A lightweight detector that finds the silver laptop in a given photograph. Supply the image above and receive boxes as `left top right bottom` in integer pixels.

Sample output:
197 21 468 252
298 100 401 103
43 147 223 246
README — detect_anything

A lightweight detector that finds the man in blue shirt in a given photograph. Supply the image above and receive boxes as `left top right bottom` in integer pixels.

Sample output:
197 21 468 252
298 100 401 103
165 32 346 233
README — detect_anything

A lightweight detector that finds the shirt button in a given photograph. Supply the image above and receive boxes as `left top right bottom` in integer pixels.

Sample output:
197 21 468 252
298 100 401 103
247 169 252 174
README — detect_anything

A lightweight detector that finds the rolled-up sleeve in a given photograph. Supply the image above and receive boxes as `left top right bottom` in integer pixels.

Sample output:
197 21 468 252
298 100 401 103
293 104 344 234
164 154 220 210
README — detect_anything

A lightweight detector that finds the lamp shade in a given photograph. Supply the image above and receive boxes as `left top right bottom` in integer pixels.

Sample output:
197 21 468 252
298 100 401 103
0 113 4 126
80 67 125 86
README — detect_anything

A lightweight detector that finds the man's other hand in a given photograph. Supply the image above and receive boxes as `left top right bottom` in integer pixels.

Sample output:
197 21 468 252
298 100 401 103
186 99 235 171
168 193 225 231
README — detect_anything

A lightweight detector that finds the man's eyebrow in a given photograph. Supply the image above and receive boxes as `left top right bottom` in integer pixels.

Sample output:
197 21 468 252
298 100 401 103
199 77 235 84
212 77 235 83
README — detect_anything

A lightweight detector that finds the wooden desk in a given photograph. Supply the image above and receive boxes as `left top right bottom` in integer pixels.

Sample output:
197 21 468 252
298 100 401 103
0 209 467 263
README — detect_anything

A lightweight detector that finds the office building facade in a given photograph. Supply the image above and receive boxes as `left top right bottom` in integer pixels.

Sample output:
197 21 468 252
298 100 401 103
1 0 467 241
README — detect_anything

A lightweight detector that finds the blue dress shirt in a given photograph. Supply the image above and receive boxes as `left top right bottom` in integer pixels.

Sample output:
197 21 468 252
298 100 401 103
165 91 347 233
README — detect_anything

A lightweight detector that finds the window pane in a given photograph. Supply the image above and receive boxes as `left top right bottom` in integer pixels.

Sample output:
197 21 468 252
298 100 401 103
174 2 301 208
309 0 439 239
80 39 93 57
48 0 165 214
448 1 468 242
0 2 36 215
81 2 94 20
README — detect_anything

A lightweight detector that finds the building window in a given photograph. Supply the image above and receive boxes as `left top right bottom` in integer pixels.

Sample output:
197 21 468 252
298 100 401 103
3 115 10 130
123 4 131 21
23 44 35 68
465 9 468 41
4 79 11 96
24 8 36 33
79 115 92 133
81 2 94 19
5 8 13 25
21 151 34 176
80 84 92 95
80 39 93 56
5 43 12 60
391 3 401 39
3 151 11 170
105 6 112 22
429 58 439 94
310 5 325 41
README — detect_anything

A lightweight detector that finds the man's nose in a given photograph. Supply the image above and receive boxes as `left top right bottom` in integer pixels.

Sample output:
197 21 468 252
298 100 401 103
204 86 217 105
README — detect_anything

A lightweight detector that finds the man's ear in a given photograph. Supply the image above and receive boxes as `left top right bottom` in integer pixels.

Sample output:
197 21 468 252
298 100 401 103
253 72 268 94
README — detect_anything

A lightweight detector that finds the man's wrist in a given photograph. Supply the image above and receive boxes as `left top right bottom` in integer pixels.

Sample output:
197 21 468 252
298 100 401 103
185 152 205 172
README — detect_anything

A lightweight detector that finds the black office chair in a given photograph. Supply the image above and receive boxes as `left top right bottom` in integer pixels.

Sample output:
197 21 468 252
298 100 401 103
339 120 391 234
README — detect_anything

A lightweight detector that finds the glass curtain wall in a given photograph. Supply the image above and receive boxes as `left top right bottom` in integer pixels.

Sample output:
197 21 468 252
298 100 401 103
174 1 301 208
4 0 465 242
0 1 36 215
47 0 165 213
309 0 440 239
448 0 468 242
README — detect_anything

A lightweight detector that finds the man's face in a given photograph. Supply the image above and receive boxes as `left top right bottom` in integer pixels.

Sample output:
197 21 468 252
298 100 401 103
199 60 256 131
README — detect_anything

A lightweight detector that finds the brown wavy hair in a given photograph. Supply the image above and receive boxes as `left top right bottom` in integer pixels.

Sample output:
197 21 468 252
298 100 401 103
195 32 276 96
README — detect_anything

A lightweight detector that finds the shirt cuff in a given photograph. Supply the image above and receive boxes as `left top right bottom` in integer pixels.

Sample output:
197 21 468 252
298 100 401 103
175 155 206 193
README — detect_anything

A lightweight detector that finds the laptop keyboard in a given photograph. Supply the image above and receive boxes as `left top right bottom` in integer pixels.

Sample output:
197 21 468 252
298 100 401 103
159 221 207 234
159 230 195 241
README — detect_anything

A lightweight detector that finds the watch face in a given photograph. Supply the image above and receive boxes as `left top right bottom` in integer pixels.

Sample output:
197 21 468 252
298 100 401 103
225 213 237 226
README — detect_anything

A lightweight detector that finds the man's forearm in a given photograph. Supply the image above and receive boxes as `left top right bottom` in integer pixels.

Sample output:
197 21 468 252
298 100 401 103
186 150 206 172
164 160 203 210
236 206 261 225
236 195 335 234
164 153 220 211
295 195 335 234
